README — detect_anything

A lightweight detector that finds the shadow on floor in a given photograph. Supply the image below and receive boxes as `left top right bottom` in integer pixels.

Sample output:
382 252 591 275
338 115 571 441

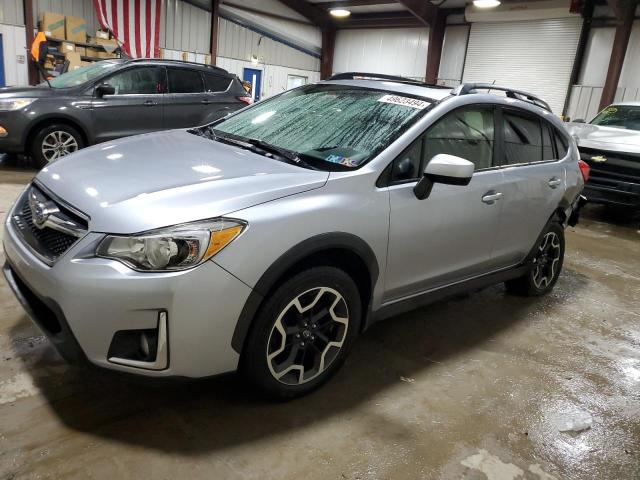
9 268 590 455
0 154 37 184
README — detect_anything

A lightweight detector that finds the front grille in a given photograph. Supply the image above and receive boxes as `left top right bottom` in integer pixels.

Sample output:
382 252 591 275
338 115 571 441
11 185 88 264
579 147 640 182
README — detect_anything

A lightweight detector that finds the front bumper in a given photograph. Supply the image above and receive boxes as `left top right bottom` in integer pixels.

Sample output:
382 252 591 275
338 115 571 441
0 111 30 154
3 220 253 378
583 181 640 209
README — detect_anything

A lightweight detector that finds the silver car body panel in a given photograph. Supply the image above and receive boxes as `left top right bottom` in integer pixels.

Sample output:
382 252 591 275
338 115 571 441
566 122 640 154
3 80 584 377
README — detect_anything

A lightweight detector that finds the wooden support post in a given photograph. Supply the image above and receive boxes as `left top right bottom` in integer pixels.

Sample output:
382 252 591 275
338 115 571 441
321 27 336 80
599 0 636 109
23 0 38 85
210 0 220 65
425 11 446 85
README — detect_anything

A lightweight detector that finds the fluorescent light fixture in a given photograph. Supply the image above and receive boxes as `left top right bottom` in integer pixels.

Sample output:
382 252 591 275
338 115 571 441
473 0 501 7
329 8 351 18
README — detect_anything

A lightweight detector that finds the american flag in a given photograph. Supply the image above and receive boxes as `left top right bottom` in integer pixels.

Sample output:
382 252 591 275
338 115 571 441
93 0 161 58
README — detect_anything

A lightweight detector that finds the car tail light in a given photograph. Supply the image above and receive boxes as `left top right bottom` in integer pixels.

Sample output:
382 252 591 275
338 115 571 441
578 159 590 183
237 96 253 105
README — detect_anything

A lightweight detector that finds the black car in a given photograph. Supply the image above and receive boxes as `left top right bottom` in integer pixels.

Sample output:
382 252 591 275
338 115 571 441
0 59 252 167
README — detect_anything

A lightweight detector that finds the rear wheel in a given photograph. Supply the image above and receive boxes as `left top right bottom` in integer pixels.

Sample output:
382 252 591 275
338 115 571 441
505 222 565 296
31 124 84 169
241 266 361 399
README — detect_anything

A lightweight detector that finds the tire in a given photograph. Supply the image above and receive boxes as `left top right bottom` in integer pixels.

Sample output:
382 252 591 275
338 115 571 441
505 222 565 296
31 124 84 169
240 266 362 400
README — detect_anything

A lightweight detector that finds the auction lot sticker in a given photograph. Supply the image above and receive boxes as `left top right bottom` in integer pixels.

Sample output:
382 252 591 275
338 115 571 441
378 94 430 110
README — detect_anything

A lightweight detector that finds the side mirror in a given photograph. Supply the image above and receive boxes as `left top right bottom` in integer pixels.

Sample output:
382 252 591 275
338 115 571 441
96 83 116 97
414 154 475 200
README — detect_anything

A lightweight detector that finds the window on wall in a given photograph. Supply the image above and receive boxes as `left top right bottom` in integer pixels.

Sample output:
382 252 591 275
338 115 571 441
287 75 307 90
424 106 495 170
503 112 543 165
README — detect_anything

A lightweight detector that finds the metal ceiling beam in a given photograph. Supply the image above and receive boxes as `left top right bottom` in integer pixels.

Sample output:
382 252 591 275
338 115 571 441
276 0 334 26
340 11 423 28
314 0 399 8
396 0 439 26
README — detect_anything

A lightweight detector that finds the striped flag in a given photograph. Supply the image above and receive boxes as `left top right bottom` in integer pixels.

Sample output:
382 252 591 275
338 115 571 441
93 0 161 58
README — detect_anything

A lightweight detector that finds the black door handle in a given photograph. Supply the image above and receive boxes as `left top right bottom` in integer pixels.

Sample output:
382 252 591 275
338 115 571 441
201 99 213 105
143 100 157 106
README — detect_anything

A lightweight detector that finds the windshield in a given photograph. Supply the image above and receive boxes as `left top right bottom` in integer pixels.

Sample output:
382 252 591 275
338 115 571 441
43 61 121 88
207 84 431 169
591 105 640 131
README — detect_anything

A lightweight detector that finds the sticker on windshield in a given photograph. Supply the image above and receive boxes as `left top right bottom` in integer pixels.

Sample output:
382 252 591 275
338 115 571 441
378 94 429 110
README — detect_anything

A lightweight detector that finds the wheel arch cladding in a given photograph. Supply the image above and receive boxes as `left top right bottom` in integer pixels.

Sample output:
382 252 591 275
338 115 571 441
26 117 89 147
230 232 379 354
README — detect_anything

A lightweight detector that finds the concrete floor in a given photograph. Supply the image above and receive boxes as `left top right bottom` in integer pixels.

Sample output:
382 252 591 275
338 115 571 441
0 161 638 480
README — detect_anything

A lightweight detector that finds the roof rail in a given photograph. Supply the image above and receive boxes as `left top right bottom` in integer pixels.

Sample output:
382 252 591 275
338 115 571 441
128 58 229 74
329 72 450 89
451 83 552 112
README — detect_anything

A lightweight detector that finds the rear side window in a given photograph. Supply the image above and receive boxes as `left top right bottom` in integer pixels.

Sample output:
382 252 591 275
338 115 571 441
167 68 204 93
423 106 495 170
542 123 555 161
204 74 231 93
503 112 543 164
555 130 568 158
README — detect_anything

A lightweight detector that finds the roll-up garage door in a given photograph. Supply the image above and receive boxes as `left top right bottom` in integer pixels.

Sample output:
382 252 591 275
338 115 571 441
462 18 583 114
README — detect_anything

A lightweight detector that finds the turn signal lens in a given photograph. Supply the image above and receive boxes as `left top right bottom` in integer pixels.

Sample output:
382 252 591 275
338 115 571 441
205 225 244 259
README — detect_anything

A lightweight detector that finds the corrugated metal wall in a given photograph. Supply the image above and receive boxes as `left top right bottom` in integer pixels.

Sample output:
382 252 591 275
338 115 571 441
217 18 319 72
438 25 469 87
332 28 429 80
0 0 25 26
0 24 29 85
463 18 583 113
32 0 99 35
160 0 211 54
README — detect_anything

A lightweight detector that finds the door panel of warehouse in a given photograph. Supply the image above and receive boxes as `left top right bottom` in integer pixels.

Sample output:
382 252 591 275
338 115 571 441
163 67 209 129
462 18 583 114
91 66 164 143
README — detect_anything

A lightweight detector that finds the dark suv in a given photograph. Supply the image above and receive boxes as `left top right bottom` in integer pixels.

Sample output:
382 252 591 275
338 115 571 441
0 59 251 167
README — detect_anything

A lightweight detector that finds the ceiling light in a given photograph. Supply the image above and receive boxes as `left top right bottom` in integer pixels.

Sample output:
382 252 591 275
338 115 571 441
329 8 351 18
473 0 501 7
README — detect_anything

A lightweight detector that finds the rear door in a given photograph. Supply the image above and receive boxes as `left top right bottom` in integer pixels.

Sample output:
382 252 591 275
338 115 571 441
163 67 208 129
384 105 506 301
201 72 238 123
90 65 164 143
493 108 567 267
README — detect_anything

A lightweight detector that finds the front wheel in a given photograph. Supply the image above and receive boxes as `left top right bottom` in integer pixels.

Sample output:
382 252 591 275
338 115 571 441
31 124 84 169
240 266 361 399
505 222 565 296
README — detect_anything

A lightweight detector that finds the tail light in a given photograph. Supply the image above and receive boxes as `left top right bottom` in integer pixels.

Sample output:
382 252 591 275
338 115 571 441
578 159 590 183
237 96 253 105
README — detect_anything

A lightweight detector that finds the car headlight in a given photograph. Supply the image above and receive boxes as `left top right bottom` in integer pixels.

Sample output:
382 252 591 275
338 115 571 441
0 98 37 111
96 218 246 271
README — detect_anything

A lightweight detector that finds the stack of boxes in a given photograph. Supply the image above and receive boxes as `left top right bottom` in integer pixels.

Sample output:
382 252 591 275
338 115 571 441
37 11 119 74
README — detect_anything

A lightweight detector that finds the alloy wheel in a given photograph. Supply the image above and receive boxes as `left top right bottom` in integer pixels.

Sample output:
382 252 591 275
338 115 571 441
267 287 349 385
41 131 79 162
532 231 561 289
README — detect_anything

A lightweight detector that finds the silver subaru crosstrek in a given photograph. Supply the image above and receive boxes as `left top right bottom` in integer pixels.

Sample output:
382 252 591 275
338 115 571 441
3 74 586 398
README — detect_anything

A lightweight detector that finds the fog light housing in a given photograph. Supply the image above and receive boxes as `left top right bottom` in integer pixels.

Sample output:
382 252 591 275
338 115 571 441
0 126 7 138
107 312 168 370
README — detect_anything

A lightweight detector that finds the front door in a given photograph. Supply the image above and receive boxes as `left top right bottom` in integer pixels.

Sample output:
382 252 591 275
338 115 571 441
385 105 505 301
163 67 208 129
243 68 262 102
492 109 567 267
91 65 164 143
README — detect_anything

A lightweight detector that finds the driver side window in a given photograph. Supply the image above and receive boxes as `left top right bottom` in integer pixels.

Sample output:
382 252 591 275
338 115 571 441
388 106 495 184
104 67 163 95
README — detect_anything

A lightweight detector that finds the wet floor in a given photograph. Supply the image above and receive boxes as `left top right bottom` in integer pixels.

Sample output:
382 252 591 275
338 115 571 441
0 161 638 479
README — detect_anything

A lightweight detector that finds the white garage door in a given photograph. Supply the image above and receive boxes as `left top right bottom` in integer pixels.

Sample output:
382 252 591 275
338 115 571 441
463 18 583 114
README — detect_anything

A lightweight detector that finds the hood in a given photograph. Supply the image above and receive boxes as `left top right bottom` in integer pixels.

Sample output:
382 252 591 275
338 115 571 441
0 86 60 99
36 130 329 233
566 122 640 154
